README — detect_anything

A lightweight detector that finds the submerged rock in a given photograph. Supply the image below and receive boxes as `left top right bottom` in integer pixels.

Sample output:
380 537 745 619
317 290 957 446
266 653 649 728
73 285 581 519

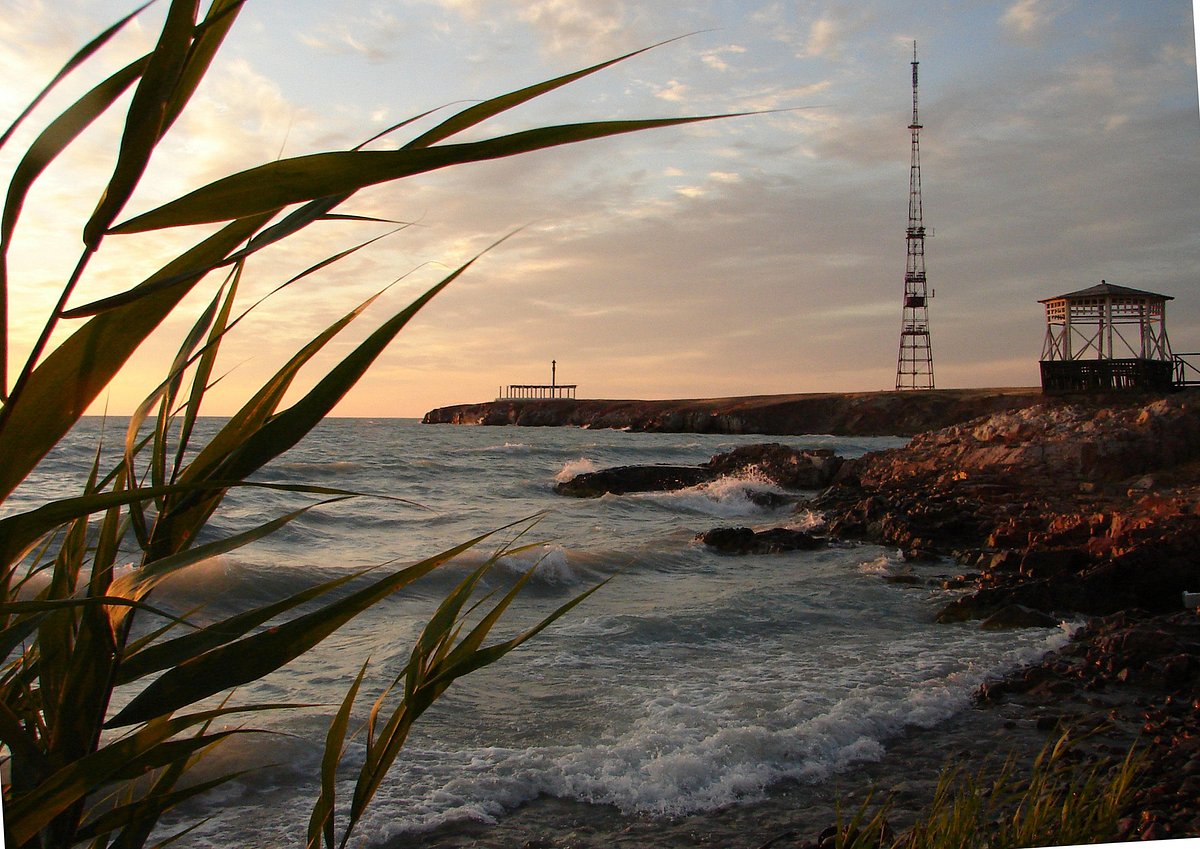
978 604 1062 630
555 443 845 498
698 526 825 555
553 464 713 497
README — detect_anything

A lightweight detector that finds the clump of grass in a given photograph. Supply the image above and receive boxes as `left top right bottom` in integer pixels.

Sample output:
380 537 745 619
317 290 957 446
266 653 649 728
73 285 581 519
829 733 1142 849
0 3 733 847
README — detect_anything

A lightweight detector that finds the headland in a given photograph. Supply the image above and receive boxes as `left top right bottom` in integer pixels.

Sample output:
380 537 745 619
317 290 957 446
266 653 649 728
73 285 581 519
423 387 1056 436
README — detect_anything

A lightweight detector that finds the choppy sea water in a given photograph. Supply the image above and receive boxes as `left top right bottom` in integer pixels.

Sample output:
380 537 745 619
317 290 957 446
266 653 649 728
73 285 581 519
11 418 1071 847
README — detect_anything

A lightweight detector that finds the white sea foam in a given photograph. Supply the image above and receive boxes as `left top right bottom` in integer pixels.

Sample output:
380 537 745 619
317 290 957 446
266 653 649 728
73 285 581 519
494 544 594 585
632 475 793 519
344 622 1072 844
555 457 597 482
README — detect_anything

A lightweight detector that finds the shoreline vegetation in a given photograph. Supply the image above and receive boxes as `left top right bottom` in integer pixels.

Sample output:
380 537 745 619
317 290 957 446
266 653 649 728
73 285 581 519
431 387 1200 844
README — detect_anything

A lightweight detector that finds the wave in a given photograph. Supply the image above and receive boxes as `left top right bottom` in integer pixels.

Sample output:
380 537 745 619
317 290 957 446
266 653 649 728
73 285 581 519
344 623 1072 842
554 457 597 482
622 475 798 520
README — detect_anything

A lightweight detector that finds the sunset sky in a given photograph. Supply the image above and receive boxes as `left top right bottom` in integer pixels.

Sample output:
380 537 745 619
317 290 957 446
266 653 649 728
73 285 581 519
1 0 1198 417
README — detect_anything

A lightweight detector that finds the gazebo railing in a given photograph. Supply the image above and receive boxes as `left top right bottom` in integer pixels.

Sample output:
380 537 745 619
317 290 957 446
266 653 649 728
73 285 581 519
1173 353 1200 387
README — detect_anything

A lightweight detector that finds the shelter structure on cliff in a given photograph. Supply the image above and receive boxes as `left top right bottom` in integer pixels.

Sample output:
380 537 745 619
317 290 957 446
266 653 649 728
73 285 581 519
498 359 577 400
1038 281 1178 392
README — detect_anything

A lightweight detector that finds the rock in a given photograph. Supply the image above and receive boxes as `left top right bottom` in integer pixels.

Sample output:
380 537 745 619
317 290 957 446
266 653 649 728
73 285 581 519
698 526 825 555
704 443 844 489
979 604 1062 630
554 464 715 497
555 443 847 498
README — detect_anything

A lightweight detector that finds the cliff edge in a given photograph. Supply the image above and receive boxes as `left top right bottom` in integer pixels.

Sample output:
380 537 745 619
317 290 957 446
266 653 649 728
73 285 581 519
422 387 1066 436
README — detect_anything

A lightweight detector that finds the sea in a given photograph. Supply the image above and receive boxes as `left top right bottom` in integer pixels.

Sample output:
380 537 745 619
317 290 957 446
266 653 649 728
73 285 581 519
10 418 1074 848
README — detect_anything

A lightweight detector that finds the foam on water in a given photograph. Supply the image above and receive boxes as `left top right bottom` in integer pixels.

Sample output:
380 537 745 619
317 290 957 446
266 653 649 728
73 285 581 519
627 475 795 519
555 457 598 482
183 618 1070 849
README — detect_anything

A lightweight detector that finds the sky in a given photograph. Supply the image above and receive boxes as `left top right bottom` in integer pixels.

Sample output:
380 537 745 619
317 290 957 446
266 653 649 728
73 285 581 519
0 0 1198 418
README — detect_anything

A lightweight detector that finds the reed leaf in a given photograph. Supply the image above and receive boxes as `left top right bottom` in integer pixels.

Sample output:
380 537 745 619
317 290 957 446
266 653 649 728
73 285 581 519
82 0 196 248
308 662 368 849
0 212 272 505
111 114 741 234
106 528 501 728
3 705 298 847
115 565 367 684
404 35 691 150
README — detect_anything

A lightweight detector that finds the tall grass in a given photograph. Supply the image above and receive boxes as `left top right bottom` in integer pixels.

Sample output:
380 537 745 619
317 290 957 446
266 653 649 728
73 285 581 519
829 733 1142 849
0 4 731 846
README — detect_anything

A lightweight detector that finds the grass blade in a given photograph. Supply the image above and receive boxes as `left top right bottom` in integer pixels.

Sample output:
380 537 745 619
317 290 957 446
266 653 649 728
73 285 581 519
106 527 502 728
82 0 196 247
0 212 272 505
110 114 743 234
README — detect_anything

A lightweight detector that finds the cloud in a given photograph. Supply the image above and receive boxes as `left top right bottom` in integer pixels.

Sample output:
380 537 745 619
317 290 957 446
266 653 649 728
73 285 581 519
701 44 747 72
803 17 840 58
1001 0 1068 40
655 79 691 102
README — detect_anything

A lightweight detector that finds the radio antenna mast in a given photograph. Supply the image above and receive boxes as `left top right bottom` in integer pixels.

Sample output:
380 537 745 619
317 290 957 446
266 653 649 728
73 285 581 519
895 41 935 390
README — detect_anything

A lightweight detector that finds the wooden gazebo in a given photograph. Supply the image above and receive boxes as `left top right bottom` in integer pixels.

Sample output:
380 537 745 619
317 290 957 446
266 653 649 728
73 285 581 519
1039 281 1174 392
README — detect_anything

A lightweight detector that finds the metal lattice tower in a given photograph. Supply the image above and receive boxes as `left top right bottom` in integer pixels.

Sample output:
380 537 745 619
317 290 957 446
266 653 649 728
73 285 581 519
895 42 935 390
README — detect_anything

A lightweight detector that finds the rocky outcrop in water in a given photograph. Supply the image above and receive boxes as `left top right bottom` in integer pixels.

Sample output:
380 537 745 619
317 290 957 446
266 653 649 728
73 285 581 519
554 443 844 498
812 393 1200 620
696 526 825 555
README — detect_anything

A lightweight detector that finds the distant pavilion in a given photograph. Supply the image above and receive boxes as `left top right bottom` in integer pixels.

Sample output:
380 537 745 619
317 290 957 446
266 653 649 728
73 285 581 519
498 360 577 400
1038 281 1182 392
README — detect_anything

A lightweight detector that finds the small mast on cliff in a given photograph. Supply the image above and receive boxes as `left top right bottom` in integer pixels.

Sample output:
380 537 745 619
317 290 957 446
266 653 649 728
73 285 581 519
894 41 936 390
498 360 578 400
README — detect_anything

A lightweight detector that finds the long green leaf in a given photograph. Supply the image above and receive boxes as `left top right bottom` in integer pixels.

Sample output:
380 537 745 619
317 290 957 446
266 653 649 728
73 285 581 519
404 35 691 150
161 0 245 131
0 212 273 505
106 527 502 728
116 561 367 685
4 704 296 846
0 55 150 400
111 114 743 234
82 0 196 247
172 265 242 482
308 662 368 849
0 1 152 151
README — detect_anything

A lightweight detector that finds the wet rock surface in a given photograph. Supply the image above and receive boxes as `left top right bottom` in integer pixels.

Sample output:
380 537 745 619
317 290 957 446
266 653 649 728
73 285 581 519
554 443 844 498
697 526 826 555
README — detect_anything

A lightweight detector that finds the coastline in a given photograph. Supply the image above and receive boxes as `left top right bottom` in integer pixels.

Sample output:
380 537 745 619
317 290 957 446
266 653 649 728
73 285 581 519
530 388 1200 845
421 387 1052 436
803 390 1200 842
417 387 1199 844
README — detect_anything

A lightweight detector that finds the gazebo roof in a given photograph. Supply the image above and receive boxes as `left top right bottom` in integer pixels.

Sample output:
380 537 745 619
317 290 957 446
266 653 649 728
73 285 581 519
1039 281 1173 304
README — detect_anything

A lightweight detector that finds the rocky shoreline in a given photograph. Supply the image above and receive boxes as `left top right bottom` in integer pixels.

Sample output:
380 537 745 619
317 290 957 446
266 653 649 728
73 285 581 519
552 389 1200 843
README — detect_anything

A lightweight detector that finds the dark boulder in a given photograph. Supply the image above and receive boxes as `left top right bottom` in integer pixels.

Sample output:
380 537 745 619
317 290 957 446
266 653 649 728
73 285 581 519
704 443 844 489
978 604 1062 630
698 526 826 555
554 443 847 498
553 464 715 497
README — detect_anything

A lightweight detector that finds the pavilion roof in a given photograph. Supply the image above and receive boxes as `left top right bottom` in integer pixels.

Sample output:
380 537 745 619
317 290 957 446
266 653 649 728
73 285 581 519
1039 281 1173 303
